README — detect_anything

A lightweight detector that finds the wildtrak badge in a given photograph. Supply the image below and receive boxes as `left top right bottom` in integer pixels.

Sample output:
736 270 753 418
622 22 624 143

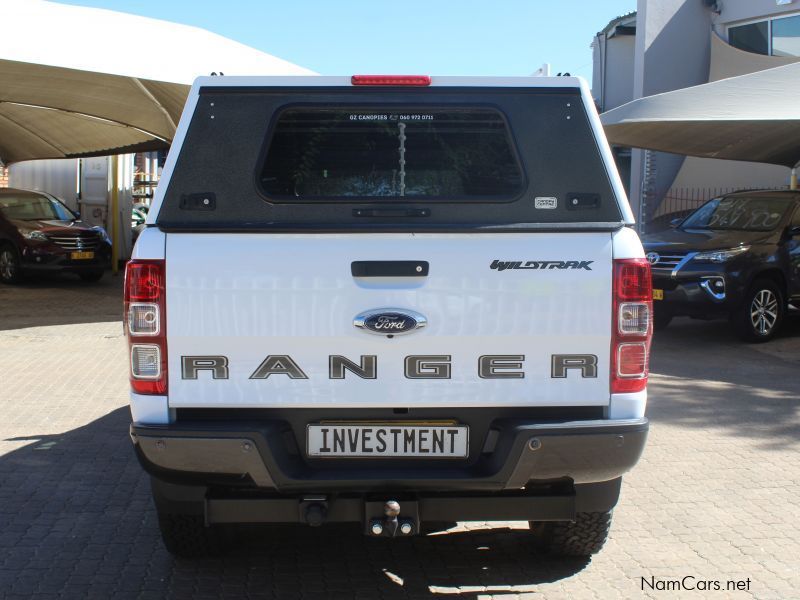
490 260 593 271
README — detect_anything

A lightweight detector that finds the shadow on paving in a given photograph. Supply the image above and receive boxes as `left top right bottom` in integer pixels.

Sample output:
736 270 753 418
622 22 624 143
0 408 589 599
648 315 800 449
0 271 122 331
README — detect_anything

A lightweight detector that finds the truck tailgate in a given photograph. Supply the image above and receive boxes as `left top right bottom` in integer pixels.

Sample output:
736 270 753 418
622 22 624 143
165 232 612 408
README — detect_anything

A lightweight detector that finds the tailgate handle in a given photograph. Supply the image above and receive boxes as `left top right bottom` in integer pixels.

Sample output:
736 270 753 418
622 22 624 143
351 261 429 277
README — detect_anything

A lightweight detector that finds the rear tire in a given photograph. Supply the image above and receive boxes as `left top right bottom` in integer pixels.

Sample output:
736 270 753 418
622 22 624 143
731 278 784 343
0 245 23 284
156 511 223 558
530 510 613 557
78 269 104 283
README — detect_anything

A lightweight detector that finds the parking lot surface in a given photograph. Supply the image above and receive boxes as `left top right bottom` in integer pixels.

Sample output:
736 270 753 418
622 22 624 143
1 274 799 599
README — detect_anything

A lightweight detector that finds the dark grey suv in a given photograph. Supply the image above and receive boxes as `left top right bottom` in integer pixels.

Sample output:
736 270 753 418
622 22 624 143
642 190 800 342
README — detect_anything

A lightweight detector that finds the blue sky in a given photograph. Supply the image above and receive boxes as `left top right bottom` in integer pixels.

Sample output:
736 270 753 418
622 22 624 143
54 0 636 80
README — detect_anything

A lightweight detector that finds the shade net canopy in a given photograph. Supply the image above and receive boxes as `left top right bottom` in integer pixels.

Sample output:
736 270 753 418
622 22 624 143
601 61 800 168
0 60 188 163
0 0 313 164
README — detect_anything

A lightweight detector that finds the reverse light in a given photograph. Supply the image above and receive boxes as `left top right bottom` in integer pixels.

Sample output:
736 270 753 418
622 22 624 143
693 246 749 263
618 302 650 335
611 259 653 393
124 260 167 394
351 75 431 86
127 303 160 336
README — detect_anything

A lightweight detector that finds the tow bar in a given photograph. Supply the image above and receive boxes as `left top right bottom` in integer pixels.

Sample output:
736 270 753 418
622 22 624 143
368 500 416 537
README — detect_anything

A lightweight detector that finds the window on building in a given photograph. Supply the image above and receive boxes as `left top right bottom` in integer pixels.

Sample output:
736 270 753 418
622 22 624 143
772 14 800 57
728 14 800 57
729 21 769 55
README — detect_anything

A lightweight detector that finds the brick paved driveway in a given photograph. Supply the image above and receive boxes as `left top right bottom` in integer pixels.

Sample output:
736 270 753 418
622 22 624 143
0 274 799 599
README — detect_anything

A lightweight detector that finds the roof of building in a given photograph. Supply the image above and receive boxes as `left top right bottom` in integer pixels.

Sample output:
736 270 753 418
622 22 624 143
599 11 637 37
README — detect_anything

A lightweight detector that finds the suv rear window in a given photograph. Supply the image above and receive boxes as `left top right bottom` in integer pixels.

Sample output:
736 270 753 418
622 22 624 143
259 108 524 201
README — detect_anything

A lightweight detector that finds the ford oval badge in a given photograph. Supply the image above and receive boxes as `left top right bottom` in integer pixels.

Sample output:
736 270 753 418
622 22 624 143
354 308 427 336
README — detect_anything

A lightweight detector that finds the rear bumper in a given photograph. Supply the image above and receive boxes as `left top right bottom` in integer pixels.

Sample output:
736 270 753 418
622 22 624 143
131 417 648 493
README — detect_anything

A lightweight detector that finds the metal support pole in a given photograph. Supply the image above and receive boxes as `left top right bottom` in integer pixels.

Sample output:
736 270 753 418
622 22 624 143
111 155 119 275
791 167 798 191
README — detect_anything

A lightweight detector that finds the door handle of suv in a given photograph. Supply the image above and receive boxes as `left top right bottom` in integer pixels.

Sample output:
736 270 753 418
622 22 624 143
351 261 429 277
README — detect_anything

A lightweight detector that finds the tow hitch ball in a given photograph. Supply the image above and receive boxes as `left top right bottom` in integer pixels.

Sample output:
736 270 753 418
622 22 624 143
370 500 414 537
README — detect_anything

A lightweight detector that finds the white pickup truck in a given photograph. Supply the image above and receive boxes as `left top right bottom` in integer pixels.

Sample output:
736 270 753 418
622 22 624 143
126 75 652 558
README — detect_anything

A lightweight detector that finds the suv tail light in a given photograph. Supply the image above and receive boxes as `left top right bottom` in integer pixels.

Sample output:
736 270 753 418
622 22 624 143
611 258 652 393
351 75 431 86
124 260 167 394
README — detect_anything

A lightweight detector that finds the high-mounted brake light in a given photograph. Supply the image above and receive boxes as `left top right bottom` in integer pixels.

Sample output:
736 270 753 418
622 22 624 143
124 260 167 395
611 258 653 394
351 75 431 86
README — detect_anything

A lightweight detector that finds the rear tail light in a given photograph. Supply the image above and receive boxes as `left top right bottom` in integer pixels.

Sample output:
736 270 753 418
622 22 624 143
351 75 431 86
124 260 167 394
130 344 162 379
611 258 652 393
618 302 650 335
127 303 160 336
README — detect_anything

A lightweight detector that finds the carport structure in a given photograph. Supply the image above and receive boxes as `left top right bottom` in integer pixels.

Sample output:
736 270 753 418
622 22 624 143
0 0 314 164
0 0 313 264
0 60 185 164
601 62 800 191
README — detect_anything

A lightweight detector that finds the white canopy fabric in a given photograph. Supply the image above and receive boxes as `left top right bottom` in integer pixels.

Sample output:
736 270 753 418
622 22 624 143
601 62 800 168
0 0 314 164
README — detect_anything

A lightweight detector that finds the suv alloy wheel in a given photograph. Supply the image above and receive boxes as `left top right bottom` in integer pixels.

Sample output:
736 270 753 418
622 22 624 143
732 279 784 343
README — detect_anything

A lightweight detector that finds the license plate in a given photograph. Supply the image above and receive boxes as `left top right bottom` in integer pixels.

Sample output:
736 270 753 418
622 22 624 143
653 289 664 300
307 423 469 458
70 251 95 260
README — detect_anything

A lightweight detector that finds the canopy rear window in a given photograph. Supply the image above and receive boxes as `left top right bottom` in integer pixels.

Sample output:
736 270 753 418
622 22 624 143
156 86 626 230
259 108 524 201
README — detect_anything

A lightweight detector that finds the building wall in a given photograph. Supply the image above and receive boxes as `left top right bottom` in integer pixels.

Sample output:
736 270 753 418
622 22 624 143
628 0 713 225
597 0 800 229
709 29 800 81
604 35 636 111
712 0 800 27
660 12 800 220
670 157 790 192
659 30 798 216
632 0 711 99
9 159 80 210
592 14 637 112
